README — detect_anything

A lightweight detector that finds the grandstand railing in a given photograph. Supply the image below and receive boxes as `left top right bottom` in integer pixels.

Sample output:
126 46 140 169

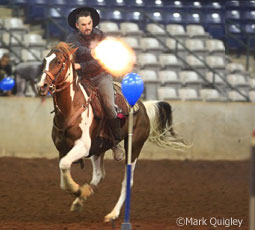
0 21 41 63
141 12 250 102
225 18 255 72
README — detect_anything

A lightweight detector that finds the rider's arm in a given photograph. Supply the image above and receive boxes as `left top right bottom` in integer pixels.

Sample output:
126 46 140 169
66 34 92 57
79 59 102 73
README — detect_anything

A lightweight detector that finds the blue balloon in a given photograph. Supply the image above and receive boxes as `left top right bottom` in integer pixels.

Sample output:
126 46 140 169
121 72 144 107
0 77 15 91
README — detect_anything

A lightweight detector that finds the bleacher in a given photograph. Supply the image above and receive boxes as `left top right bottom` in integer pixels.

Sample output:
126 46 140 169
0 0 255 101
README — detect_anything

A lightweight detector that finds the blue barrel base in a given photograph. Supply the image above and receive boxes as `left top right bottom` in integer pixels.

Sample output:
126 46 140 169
121 222 132 230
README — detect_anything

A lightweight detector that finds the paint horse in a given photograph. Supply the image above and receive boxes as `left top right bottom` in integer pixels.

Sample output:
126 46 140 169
37 42 186 222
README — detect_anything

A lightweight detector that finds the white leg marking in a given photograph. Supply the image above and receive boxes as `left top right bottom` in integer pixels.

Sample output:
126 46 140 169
38 53 56 87
59 140 89 170
90 154 105 186
104 159 137 222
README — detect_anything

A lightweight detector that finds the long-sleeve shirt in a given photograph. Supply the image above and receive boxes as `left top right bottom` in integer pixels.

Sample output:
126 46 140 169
66 28 106 77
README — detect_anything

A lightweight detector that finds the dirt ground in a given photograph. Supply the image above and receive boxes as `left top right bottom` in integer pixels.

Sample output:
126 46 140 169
0 157 249 230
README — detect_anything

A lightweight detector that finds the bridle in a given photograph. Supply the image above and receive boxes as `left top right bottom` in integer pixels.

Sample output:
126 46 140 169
42 49 75 115
44 49 71 95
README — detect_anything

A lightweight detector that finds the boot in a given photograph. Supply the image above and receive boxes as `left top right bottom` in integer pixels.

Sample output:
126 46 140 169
109 118 124 161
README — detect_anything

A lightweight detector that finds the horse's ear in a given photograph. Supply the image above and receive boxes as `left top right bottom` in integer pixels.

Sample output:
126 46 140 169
70 47 78 55
69 47 78 60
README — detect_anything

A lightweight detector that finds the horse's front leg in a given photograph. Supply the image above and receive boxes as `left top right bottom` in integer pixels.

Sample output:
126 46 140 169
59 139 95 211
70 153 106 211
59 139 89 193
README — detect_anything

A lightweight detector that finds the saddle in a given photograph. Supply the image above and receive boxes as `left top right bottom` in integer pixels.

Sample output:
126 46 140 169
76 79 140 164
80 79 139 121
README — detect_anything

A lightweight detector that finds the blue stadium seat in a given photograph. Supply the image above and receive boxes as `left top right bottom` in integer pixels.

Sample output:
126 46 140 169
186 12 202 24
87 0 107 7
244 10 255 22
11 0 28 6
244 24 255 34
0 0 11 5
28 0 48 5
97 9 107 21
204 12 224 39
244 24 255 50
164 0 184 9
125 10 144 22
146 10 164 24
204 12 223 25
185 1 203 9
226 10 241 22
147 0 165 8
164 10 184 25
225 0 240 9
100 9 124 22
228 23 242 33
204 1 223 10
68 0 87 7
27 0 48 21
47 19 68 38
50 0 67 5
226 23 244 49
128 0 146 8
48 7 65 18
106 0 127 7
241 0 255 9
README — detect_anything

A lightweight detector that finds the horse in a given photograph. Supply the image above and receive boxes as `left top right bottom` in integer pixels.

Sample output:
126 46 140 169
15 61 43 96
37 42 186 222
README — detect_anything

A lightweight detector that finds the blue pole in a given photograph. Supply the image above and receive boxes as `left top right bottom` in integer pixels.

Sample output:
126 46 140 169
124 164 132 222
121 107 134 230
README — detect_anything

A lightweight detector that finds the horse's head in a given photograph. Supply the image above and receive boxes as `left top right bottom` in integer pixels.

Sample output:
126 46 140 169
37 42 77 96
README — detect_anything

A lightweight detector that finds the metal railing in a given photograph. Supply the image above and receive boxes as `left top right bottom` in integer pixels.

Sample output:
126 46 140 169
141 12 250 101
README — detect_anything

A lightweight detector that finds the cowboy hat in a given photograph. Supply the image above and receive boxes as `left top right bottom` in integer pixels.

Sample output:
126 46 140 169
68 7 100 29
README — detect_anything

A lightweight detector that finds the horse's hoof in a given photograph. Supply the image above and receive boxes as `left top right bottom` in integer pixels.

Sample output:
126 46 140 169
104 212 119 222
70 198 84 212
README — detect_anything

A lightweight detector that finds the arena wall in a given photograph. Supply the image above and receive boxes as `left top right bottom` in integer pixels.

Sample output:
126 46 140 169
0 97 254 160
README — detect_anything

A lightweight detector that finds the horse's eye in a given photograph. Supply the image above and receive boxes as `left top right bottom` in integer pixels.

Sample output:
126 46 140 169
57 60 61 65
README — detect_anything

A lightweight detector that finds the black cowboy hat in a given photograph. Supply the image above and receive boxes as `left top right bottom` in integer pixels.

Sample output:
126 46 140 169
68 7 100 29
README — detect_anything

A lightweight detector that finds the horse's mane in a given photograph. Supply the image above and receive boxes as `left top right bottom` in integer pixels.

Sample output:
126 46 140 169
56 42 76 61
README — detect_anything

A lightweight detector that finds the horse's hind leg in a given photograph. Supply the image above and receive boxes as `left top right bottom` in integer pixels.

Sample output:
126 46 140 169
104 157 138 222
104 135 146 222
104 107 150 222
90 153 106 185
70 153 106 212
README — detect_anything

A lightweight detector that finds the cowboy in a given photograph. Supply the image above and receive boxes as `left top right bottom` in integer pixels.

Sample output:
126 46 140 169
66 7 124 161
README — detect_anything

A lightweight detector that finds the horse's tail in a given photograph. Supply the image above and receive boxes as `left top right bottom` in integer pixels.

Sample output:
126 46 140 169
143 100 188 151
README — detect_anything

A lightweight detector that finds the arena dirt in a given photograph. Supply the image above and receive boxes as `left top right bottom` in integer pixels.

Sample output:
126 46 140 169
0 157 249 230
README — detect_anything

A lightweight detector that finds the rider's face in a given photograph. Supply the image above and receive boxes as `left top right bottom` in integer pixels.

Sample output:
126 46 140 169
76 16 93 36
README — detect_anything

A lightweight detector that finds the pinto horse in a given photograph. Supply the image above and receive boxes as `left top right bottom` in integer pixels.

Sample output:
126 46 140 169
37 42 186 222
